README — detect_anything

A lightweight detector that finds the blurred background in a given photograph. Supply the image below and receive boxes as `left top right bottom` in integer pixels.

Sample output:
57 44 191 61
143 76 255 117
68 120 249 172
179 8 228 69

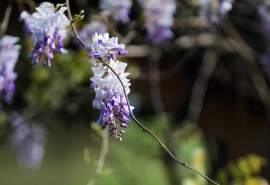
0 0 270 184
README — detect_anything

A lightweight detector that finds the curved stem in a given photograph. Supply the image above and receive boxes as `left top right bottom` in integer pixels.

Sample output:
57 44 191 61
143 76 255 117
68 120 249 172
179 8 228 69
65 0 219 184
66 0 87 47
87 129 109 185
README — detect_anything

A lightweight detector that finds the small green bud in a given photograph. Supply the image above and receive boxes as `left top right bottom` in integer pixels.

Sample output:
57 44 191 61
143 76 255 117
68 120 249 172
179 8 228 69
55 3 66 12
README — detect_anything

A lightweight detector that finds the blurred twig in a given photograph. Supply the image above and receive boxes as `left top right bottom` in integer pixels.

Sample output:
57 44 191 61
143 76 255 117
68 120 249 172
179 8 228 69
221 19 270 116
87 129 109 185
186 49 218 124
221 19 270 177
0 0 14 39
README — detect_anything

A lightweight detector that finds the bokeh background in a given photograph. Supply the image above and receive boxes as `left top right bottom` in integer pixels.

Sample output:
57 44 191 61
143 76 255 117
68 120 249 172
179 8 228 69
0 0 270 185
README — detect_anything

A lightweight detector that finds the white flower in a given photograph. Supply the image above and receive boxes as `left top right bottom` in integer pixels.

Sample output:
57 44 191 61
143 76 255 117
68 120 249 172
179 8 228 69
20 2 70 66
85 33 127 60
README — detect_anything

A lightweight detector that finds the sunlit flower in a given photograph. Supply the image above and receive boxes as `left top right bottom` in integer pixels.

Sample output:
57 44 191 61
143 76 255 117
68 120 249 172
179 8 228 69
90 59 133 140
85 33 128 60
20 2 70 66
0 35 21 104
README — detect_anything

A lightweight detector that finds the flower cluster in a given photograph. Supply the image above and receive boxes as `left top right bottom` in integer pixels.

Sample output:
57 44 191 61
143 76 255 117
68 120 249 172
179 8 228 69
85 33 128 60
199 0 233 25
0 35 21 104
78 21 107 45
99 0 132 23
139 0 176 44
20 2 70 66
87 33 131 140
10 112 46 170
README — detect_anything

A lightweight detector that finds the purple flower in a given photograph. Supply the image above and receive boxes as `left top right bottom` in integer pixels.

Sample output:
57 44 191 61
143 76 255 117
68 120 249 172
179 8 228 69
0 35 20 104
99 0 132 23
20 2 70 66
90 59 133 141
78 21 107 45
10 112 46 170
139 0 176 44
85 33 128 60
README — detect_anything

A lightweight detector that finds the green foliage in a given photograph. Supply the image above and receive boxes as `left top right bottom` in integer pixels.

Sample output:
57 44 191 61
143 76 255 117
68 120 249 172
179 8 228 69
74 10 85 22
22 41 92 117
216 154 268 185
174 121 209 185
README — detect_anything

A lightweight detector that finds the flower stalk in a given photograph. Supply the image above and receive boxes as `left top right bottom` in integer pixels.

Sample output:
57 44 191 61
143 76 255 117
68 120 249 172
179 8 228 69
65 0 219 184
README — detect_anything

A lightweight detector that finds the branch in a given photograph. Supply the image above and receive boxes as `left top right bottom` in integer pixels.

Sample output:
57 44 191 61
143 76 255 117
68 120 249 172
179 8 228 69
66 0 87 47
186 49 217 124
87 129 109 185
221 20 270 117
0 0 14 39
65 0 219 184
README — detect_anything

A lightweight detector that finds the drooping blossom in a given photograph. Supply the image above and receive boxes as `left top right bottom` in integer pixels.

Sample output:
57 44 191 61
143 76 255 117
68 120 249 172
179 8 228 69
139 0 176 44
199 0 233 25
0 35 21 104
87 33 131 140
20 2 70 66
78 21 107 45
85 33 128 60
99 0 132 23
10 112 46 170
90 59 133 140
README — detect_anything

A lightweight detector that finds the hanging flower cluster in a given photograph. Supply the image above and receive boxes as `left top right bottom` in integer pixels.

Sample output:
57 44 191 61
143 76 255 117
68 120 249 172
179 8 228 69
85 33 128 60
0 35 21 104
78 21 107 45
99 0 132 23
199 0 233 25
20 2 70 66
87 33 132 140
10 112 46 170
139 0 176 44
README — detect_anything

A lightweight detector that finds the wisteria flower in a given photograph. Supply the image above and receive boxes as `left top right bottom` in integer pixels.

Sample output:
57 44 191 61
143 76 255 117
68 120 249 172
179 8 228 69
99 0 132 23
85 33 128 60
19 11 37 35
20 2 70 66
199 0 233 25
78 21 107 45
0 35 21 104
90 59 133 140
139 0 176 44
10 112 46 170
